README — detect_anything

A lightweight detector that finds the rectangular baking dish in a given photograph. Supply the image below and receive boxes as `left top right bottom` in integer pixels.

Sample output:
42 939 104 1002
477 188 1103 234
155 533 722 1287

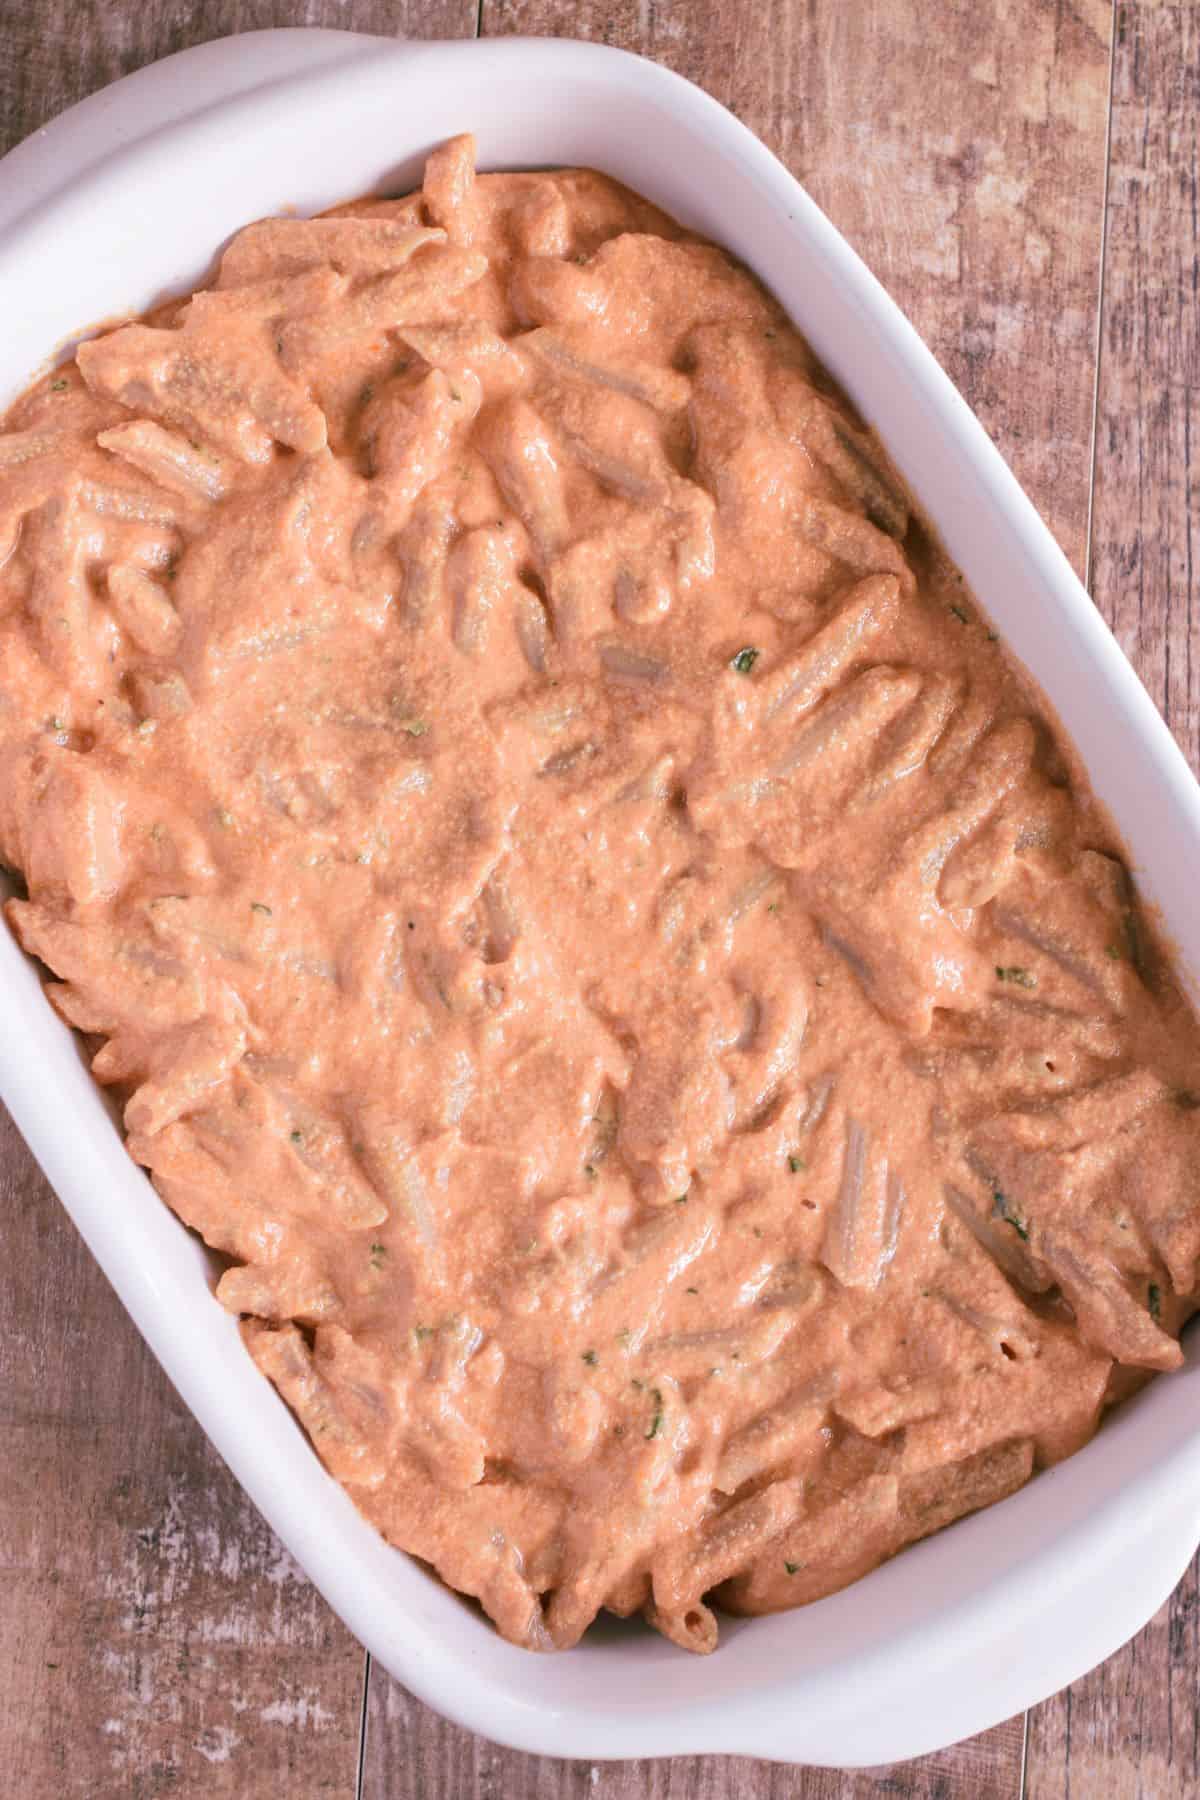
3 28 1200 1767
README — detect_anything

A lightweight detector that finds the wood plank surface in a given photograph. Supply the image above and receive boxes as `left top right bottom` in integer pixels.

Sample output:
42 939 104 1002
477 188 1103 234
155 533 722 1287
0 0 473 149
361 1681 1027 1800
482 0 1113 580
0 15 473 1800
0 1104 366 1798
1024 5 1200 1789
4 1 1195 1796
365 3 1111 1793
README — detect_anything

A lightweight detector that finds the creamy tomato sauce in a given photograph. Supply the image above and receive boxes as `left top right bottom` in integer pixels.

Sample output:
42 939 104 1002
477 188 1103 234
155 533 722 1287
3 136 1200 1654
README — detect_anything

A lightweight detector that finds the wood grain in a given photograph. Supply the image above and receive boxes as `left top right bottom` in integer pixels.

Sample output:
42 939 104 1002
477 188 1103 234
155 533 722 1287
481 0 1113 579
1024 5 1200 1787
0 0 473 152
360 1681 1026 1800
0 1108 365 1798
360 2 1110 1788
362 0 1109 1788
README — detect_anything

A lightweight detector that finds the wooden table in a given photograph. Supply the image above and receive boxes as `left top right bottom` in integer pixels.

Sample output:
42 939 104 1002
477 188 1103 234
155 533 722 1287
1 2 1194 1794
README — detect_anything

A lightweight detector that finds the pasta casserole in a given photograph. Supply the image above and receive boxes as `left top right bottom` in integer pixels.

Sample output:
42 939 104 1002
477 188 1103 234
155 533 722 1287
2 135 1199 1653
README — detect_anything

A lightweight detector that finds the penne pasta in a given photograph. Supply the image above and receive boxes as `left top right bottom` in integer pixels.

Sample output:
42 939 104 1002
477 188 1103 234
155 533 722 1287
5 133 1200 1663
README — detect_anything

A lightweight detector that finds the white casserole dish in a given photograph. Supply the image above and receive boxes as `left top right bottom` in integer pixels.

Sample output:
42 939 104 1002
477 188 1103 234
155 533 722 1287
2 27 1200 1768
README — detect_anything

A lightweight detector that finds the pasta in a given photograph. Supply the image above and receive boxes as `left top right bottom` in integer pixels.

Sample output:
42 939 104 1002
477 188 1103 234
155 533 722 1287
2 136 1200 1654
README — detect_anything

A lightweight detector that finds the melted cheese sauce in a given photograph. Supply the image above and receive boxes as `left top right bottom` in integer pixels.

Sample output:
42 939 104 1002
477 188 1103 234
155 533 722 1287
3 136 1200 1653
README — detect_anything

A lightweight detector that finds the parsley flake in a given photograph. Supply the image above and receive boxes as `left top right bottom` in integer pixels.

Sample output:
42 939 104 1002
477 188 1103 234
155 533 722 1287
992 1188 1029 1241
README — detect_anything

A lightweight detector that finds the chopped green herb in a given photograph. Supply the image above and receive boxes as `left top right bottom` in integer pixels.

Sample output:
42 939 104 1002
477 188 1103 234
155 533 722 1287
616 1328 632 1346
582 1349 598 1366
730 646 760 675
584 1163 598 1179
674 1192 689 1205
1106 943 1123 960
992 1188 1029 1241
784 1561 800 1575
413 1323 433 1342
767 901 779 914
369 1242 387 1269
949 603 969 623
645 1388 665 1439
631 1377 645 1391
685 1285 699 1295
788 1153 807 1174
289 1129 304 1147
995 965 1036 988
986 630 999 642
251 901 272 916
399 717 428 737
1149 1282 1162 1322
50 378 68 393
